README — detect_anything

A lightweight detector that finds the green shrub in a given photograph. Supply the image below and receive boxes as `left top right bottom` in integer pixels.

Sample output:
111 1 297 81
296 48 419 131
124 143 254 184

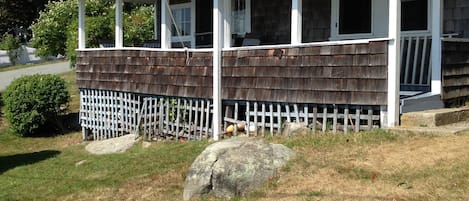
3 74 70 136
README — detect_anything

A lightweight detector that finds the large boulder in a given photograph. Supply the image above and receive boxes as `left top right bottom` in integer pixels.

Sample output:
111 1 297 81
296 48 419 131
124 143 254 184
183 138 293 200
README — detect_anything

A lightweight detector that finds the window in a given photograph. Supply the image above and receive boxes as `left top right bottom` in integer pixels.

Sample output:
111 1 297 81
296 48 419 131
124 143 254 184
339 0 371 34
171 6 191 37
232 0 251 34
170 2 195 47
401 0 428 31
330 0 388 40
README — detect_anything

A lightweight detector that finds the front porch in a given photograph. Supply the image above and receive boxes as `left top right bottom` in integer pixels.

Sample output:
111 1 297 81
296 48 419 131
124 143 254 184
76 0 469 141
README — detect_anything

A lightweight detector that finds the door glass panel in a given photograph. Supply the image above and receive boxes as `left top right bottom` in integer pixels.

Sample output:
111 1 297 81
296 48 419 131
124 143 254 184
401 0 428 31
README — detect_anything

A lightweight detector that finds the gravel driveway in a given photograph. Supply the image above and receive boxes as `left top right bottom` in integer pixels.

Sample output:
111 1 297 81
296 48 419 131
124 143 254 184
0 61 72 91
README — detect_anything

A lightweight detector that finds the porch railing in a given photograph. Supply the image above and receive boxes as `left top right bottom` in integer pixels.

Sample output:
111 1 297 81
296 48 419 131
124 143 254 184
400 33 432 91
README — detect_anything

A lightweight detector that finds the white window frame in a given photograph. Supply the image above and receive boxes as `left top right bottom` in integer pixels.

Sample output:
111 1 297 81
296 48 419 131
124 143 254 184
170 1 196 47
330 0 389 41
231 0 251 35
401 0 432 36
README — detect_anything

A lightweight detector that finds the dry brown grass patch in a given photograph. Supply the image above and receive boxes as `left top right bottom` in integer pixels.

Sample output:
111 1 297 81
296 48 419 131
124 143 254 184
255 134 469 201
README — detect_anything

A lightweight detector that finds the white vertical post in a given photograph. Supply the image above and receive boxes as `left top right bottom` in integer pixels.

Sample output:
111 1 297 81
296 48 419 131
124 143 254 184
161 0 171 49
386 0 401 127
115 0 124 48
291 0 302 44
223 0 232 48
78 0 85 49
213 0 223 141
154 1 158 40
431 0 442 94
191 0 196 48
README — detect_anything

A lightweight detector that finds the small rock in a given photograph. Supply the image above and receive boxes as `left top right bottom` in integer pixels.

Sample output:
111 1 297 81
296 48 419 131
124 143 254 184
85 134 139 155
142 141 152 148
281 122 309 136
75 160 87 166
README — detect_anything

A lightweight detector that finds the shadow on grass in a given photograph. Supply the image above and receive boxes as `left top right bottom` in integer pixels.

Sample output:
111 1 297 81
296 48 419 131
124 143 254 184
0 150 60 174
31 112 81 138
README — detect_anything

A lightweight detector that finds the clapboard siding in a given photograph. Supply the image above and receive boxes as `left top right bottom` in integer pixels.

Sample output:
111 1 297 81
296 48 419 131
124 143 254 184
77 40 388 105
442 40 469 102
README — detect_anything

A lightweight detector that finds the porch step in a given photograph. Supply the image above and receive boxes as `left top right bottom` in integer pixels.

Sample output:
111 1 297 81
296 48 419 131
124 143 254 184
400 93 444 113
389 120 469 135
400 107 469 127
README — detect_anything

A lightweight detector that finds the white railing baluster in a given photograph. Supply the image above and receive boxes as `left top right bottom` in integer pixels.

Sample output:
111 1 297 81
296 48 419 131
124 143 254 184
419 36 429 85
411 36 420 84
404 37 413 84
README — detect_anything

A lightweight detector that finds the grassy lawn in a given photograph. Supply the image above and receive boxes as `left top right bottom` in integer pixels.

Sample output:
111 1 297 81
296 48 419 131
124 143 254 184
1 71 469 200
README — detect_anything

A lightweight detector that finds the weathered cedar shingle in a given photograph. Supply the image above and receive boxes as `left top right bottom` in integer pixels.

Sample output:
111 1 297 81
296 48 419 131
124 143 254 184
77 40 388 105
442 41 469 101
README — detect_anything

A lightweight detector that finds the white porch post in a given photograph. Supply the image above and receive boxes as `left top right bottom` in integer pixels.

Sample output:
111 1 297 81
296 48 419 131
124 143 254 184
78 0 85 49
223 0 232 48
161 0 171 48
115 0 124 48
213 0 223 141
291 0 302 44
386 0 401 127
154 1 158 40
431 0 443 94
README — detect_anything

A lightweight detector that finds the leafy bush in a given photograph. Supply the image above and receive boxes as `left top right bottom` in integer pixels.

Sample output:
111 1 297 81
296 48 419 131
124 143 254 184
32 0 154 66
3 74 70 136
123 6 155 47
0 34 22 65
31 0 113 59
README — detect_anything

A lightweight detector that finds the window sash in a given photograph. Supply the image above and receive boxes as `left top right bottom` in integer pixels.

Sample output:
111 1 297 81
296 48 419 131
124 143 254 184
231 0 251 34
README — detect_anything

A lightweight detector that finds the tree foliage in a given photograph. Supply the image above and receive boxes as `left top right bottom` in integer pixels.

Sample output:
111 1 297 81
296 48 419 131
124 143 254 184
0 34 22 65
124 6 155 47
0 0 50 38
31 0 114 58
3 74 70 136
31 0 155 64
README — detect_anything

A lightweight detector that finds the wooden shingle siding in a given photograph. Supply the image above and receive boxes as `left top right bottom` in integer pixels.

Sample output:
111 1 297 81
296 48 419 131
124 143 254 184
77 50 214 99
303 0 331 42
444 0 469 38
251 0 292 45
77 40 388 106
222 41 388 105
442 40 469 103
250 0 331 44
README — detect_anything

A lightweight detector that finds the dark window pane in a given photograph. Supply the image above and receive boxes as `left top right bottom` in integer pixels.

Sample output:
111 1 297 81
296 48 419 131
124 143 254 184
401 0 428 31
339 0 371 34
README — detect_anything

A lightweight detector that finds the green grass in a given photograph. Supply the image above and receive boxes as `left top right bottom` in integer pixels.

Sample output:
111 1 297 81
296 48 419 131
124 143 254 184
0 60 67 73
59 70 80 113
0 131 210 200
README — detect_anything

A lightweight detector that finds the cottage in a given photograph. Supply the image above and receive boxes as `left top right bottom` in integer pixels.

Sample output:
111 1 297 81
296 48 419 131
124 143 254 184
76 0 469 141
